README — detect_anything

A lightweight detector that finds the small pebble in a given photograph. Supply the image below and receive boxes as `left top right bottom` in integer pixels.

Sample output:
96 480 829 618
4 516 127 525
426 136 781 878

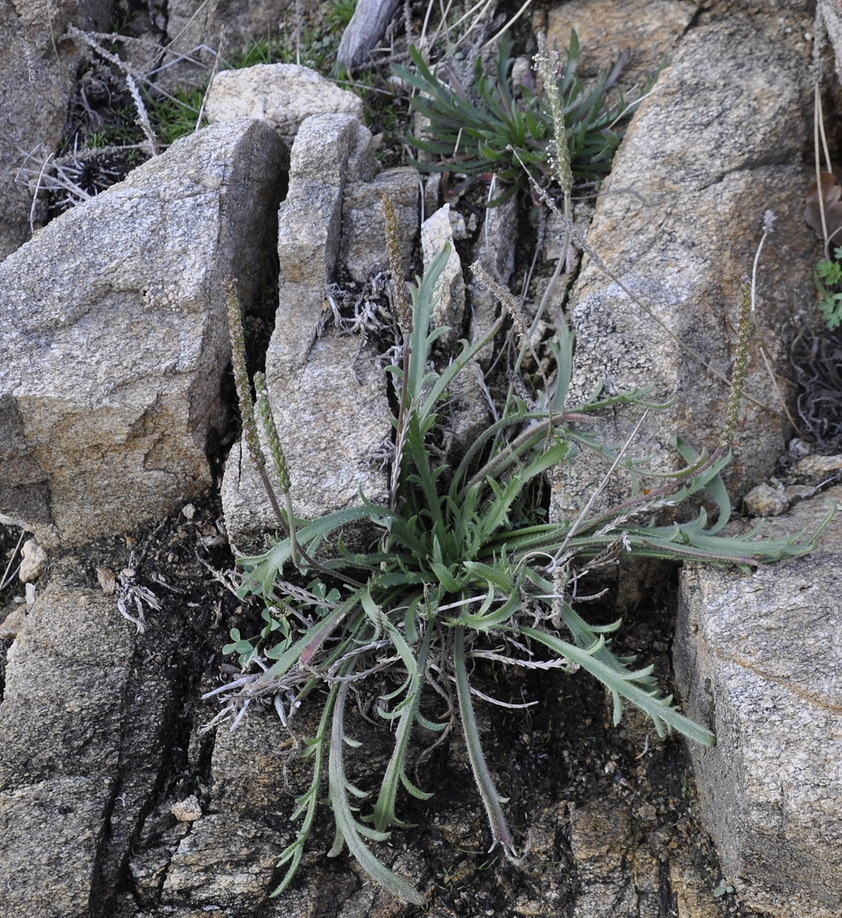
96 566 117 596
171 795 202 822
744 483 789 517
790 453 842 486
0 606 27 639
18 539 47 583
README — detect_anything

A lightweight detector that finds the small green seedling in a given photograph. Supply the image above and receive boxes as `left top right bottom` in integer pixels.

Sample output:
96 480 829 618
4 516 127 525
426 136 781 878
815 245 842 329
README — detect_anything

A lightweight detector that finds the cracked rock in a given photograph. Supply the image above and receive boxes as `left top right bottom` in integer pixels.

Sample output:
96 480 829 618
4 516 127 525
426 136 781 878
0 118 286 548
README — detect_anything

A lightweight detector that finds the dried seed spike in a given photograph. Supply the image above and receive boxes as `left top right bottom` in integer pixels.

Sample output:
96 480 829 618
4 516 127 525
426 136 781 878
534 32 573 197
224 278 265 471
472 261 527 340
381 193 412 335
254 372 291 493
721 280 752 450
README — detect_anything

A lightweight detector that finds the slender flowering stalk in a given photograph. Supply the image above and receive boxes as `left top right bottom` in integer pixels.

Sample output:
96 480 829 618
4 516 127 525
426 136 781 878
254 372 301 567
254 372 291 493
720 280 752 450
381 194 412 336
225 278 265 470
533 32 575 282
750 210 777 313
471 261 528 341
534 32 573 199
721 212 776 448
472 260 553 403
382 193 413 507
224 278 289 536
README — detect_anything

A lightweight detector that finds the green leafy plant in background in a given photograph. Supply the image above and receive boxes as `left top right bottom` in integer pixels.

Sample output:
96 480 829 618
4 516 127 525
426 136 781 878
394 30 648 203
325 0 358 31
210 198 820 902
62 0 356 163
63 83 207 150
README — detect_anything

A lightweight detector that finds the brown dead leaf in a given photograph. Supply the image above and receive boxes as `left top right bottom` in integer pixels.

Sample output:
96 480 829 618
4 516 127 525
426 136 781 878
805 171 842 242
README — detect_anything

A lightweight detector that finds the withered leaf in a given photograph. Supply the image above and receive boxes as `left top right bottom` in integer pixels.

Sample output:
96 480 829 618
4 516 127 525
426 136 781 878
805 171 842 243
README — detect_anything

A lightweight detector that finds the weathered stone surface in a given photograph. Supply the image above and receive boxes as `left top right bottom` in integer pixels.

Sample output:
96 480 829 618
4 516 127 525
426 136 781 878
0 580 132 916
545 0 696 83
552 14 816 521
0 0 109 258
674 486 842 918
209 708 294 813
0 118 285 548
207 63 365 147
0 502 238 917
223 331 391 549
470 193 519 358
154 711 295 910
821 0 842 86
276 115 376 301
420 203 466 337
162 814 285 906
11 0 110 41
222 115 390 548
743 481 797 517
0 582 134 788
339 166 418 283
18 537 47 582
0 776 114 918
790 450 842 483
161 0 296 86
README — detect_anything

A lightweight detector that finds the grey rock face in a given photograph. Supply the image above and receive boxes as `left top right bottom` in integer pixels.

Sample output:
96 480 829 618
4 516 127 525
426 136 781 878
0 776 114 918
552 16 815 519
161 0 295 86
11 0 111 39
0 118 286 548
0 583 134 789
470 193 518 359
0 581 133 918
546 0 696 84
207 63 365 148
674 487 842 918
420 203 466 342
162 815 285 908
340 166 418 284
0 507 238 917
222 115 395 548
0 0 110 259
157 713 291 909
820 0 842 87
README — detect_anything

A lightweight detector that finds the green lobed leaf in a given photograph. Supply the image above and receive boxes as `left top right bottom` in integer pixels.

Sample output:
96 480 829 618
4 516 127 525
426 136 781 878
328 683 426 904
521 626 715 745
